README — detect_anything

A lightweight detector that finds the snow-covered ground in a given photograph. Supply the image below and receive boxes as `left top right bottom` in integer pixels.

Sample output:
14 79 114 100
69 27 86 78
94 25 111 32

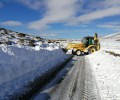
87 50 120 100
86 33 120 100
0 44 70 99
0 28 71 99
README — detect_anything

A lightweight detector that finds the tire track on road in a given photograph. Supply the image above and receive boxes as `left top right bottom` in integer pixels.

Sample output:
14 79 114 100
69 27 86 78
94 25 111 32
50 56 101 100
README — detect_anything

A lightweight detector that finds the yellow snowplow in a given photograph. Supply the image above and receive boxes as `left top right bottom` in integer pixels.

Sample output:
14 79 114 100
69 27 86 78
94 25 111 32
62 33 100 56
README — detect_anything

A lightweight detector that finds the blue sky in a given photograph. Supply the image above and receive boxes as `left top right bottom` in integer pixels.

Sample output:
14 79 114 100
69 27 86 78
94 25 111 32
0 0 120 39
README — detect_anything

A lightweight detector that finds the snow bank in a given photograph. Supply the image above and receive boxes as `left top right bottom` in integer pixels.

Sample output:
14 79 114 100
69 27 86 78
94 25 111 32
0 44 69 99
86 34 120 100
87 50 120 100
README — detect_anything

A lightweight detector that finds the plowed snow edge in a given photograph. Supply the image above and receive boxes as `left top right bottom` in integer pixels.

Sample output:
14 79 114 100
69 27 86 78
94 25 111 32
9 55 73 100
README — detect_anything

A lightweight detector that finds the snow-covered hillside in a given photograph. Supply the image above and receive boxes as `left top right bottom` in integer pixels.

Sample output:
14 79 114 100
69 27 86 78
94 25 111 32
100 32 120 53
0 28 44 47
0 28 70 99
103 32 120 40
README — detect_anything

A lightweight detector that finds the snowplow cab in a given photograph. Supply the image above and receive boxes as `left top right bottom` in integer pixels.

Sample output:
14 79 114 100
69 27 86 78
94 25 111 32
62 33 100 56
82 36 95 47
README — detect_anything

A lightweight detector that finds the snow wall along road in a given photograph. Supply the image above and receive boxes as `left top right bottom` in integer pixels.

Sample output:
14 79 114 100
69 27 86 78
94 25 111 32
0 45 71 99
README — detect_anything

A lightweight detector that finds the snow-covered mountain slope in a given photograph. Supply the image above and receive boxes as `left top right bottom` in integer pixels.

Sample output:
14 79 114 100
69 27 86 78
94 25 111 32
102 32 120 40
0 28 68 50
100 32 120 54
0 28 44 47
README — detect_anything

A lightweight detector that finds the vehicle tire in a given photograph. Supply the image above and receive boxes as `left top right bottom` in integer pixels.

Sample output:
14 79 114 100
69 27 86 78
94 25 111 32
88 47 96 54
76 50 82 56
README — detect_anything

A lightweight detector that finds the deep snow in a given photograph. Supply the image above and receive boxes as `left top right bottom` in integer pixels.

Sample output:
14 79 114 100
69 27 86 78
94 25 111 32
0 28 71 99
0 44 69 99
87 50 120 100
86 34 120 100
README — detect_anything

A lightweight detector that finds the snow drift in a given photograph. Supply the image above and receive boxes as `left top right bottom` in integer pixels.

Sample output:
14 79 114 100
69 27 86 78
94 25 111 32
0 44 70 99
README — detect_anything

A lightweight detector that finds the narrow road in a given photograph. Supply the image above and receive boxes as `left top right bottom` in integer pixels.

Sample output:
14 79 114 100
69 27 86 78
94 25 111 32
50 56 101 100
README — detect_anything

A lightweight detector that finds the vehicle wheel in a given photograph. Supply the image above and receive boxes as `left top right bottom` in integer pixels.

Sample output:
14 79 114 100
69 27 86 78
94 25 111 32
88 47 96 54
72 49 76 55
76 50 82 56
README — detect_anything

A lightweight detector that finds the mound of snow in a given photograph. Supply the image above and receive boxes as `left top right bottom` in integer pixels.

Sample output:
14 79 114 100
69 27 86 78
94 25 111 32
0 44 70 99
87 50 120 100
87 32 120 99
